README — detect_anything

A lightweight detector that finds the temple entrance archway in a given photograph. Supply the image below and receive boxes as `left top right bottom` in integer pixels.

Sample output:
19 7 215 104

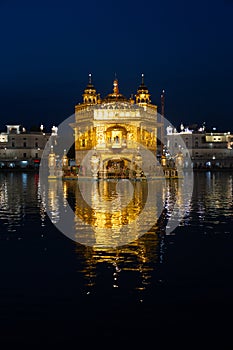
105 125 128 148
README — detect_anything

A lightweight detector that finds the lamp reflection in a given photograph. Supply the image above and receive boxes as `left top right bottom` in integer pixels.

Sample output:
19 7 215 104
47 179 61 224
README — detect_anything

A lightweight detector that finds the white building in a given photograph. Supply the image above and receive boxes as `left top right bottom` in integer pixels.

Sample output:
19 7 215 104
0 125 52 169
166 123 233 169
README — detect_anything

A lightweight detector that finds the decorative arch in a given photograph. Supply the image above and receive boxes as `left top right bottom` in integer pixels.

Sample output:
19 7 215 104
105 125 128 147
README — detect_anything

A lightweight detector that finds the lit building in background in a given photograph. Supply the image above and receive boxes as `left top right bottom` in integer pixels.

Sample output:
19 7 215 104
166 122 233 169
71 74 163 178
0 124 52 169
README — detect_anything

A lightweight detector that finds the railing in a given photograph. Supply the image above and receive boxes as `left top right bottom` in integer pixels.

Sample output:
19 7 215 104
106 141 127 148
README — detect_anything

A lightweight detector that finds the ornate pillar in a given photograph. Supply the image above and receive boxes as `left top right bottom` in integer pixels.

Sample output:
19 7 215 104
90 150 100 180
48 146 57 179
175 151 184 178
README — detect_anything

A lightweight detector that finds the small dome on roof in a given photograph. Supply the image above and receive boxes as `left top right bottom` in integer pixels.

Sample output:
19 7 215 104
103 79 128 103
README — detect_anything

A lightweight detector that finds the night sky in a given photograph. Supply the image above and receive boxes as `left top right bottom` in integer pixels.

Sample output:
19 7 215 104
0 0 232 132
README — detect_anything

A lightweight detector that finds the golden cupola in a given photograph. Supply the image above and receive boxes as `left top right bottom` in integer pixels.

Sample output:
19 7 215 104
135 73 151 106
103 78 128 103
82 73 100 105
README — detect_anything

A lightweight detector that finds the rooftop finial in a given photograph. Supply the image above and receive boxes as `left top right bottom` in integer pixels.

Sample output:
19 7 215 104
161 89 165 98
113 78 119 95
161 89 165 117
88 73 92 84
141 73 144 85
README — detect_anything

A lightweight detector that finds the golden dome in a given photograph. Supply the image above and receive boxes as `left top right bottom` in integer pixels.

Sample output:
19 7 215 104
103 79 128 103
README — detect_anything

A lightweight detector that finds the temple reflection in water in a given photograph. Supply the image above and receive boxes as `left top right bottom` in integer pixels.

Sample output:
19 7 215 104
45 176 186 293
75 232 161 296
66 178 166 295
46 177 168 247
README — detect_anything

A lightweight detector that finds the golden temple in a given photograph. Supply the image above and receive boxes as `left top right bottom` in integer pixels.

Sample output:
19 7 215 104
70 74 163 179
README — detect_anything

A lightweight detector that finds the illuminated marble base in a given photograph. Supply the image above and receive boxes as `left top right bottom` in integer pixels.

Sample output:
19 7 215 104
48 175 58 180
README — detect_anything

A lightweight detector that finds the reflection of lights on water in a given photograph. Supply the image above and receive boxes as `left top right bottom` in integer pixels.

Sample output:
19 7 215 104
76 234 159 296
71 179 163 248
22 173 28 188
47 180 61 224
62 181 68 208
0 173 47 233
40 159 192 293
38 181 47 226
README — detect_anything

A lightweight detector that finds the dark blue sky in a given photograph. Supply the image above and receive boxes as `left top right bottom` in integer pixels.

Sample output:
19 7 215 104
0 0 232 132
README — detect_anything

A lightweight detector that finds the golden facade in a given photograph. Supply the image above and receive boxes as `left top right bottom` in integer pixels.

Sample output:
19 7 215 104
71 74 161 178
